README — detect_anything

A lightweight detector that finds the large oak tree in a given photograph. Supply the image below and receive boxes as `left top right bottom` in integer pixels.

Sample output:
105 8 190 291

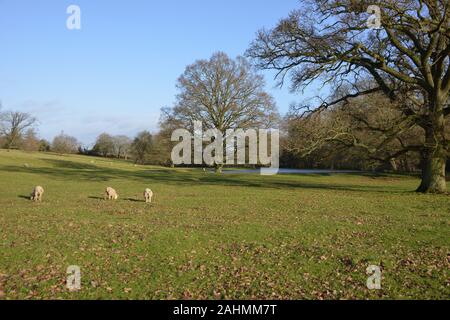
169 52 278 130
163 52 278 171
248 0 449 193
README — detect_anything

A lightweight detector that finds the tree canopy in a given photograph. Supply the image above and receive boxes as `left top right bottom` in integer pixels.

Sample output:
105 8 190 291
164 52 279 132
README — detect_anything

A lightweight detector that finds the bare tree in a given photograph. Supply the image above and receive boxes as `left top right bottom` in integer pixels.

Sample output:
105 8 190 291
0 111 37 149
163 52 279 171
172 52 278 130
284 91 424 171
52 133 80 154
113 135 132 159
21 128 41 152
248 0 450 193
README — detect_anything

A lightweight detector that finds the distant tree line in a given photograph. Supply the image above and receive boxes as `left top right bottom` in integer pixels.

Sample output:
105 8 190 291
0 106 172 165
278 89 450 173
82 130 173 166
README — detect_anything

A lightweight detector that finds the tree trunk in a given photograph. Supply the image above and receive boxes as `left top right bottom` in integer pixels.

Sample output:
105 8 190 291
416 111 447 194
390 158 398 172
215 164 223 174
417 151 447 193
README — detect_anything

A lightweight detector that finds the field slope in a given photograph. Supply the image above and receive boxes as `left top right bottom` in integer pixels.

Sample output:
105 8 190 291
0 150 449 299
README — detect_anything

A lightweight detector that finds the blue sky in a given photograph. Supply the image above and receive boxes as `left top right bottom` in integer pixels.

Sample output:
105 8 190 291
0 0 310 145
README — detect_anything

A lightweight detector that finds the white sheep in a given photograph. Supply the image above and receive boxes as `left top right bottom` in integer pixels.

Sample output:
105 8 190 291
143 188 153 203
105 187 119 200
30 186 44 202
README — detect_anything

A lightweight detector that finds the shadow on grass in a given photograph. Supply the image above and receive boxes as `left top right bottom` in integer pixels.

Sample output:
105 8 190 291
124 198 144 203
88 196 104 200
2 158 417 194
18 195 31 200
88 196 146 203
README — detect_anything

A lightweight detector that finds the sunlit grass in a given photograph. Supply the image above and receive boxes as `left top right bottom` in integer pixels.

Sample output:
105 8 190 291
0 150 448 299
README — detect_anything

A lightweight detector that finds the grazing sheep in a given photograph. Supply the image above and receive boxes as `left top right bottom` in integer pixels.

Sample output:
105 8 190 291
30 186 44 202
105 187 119 200
144 188 153 203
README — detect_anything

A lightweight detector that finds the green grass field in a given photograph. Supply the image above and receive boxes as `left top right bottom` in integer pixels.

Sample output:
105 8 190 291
0 150 448 300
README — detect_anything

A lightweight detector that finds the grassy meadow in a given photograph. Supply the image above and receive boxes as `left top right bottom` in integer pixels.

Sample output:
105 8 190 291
0 150 448 300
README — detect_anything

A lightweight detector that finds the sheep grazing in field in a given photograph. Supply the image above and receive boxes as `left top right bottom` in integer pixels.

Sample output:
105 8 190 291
105 187 119 200
144 188 153 203
30 186 44 202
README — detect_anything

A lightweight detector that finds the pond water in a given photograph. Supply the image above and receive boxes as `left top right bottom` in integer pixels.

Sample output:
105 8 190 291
220 169 360 175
